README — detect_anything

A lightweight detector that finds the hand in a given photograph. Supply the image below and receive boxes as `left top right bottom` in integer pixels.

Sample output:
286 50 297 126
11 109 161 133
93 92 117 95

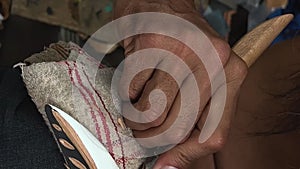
114 0 247 168
153 52 247 169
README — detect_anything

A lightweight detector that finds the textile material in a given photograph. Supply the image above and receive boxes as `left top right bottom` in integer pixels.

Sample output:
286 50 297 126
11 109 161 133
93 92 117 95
21 42 149 169
0 68 65 169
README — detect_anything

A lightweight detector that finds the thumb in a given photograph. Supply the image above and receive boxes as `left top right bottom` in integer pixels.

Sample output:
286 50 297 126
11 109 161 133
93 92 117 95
153 129 216 169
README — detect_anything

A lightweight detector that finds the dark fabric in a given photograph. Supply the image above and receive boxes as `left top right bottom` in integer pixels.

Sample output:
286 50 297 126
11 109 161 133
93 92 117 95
0 68 64 169
228 5 249 47
0 15 59 67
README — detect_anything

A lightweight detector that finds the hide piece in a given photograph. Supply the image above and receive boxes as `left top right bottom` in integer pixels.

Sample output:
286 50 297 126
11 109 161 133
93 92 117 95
21 41 153 169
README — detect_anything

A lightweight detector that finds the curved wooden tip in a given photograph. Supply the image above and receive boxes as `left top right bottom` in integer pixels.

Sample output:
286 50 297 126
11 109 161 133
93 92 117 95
233 14 294 67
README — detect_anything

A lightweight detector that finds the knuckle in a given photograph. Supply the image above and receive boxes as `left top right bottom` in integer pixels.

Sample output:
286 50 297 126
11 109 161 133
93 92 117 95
211 37 231 65
128 88 139 101
173 147 195 167
134 100 150 112
205 135 227 152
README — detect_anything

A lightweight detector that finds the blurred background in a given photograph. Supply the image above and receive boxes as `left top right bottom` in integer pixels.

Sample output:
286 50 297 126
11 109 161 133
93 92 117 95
0 0 299 67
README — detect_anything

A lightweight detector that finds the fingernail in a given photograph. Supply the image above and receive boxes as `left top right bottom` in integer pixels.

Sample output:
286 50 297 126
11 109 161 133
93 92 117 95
161 166 178 169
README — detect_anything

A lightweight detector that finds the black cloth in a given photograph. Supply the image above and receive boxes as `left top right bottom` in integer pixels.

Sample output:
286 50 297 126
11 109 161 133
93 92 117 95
0 68 64 169
228 5 249 47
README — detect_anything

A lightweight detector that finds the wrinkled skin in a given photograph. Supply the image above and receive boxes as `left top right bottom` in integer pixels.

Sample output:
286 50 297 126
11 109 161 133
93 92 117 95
114 0 247 168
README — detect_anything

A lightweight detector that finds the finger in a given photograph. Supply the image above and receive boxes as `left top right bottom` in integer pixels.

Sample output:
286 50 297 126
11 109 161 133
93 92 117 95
123 69 180 131
131 90 184 148
118 48 159 102
197 52 247 143
119 34 183 102
120 68 155 102
153 53 247 169
152 109 211 169
123 48 197 131
131 68 212 147
151 90 227 169
195 53 247 153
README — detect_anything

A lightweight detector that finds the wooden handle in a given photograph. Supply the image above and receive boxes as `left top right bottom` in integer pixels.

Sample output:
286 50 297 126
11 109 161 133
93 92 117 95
233 14 293 67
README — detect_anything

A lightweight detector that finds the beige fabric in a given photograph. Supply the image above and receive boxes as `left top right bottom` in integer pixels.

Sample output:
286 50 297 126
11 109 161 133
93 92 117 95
21 42 153 169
